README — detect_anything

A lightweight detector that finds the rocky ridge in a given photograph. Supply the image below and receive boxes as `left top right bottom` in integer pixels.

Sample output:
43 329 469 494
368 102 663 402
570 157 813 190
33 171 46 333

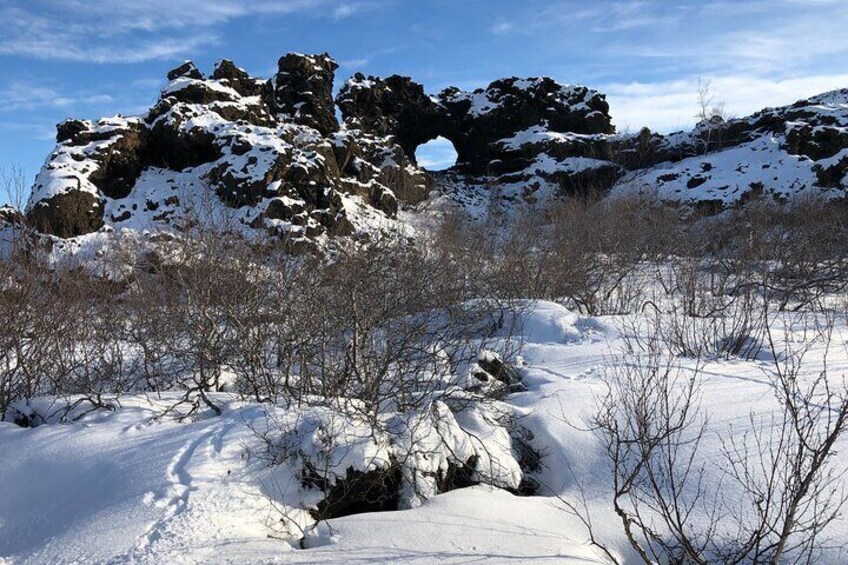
10 53 848 246
23 54 429 246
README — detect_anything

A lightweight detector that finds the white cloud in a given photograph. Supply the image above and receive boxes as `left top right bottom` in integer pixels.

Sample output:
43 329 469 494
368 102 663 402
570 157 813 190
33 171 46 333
605 74 848 133
0 1 377 63
333 2 382 20
339 58 370 69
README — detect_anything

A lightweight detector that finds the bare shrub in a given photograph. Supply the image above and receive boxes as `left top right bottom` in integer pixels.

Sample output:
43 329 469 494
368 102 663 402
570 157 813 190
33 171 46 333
538 193 675 315
0 164 28 210
0 253 79 420
585 309 848 564
645 257 768 360
593 347 710 563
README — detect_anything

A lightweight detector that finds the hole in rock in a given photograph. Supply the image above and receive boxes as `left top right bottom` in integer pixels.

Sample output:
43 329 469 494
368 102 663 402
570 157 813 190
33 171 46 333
415 136 458 171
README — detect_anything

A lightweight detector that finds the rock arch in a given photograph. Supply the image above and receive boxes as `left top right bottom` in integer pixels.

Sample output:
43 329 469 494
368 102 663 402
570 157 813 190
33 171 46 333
336 73 615 176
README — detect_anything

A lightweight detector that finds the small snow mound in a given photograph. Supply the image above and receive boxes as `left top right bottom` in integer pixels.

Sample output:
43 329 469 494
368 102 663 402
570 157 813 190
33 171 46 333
520 301 582 345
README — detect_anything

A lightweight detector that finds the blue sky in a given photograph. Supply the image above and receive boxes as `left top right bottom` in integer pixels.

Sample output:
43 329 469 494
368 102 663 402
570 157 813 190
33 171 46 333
1 0 847 203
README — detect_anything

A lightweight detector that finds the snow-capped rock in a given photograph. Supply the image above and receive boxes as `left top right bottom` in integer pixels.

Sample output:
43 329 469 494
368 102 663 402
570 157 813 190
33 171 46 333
24 54 426 245
21 54 848 246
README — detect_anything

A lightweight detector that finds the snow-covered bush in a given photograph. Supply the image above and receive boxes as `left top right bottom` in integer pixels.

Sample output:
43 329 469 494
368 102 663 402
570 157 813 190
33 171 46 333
259 386 528 542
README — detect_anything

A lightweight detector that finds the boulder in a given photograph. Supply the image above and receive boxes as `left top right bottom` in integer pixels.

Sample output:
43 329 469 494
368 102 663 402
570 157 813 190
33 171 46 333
474 350 522 388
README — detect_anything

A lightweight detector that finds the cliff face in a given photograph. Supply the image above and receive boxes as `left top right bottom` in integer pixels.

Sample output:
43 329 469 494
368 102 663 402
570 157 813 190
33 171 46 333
17 53 848 245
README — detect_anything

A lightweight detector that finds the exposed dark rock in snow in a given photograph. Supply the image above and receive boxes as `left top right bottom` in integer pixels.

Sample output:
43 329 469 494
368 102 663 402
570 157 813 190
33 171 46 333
0 205 23 226
337 74 458 164
473 350 523 391
166 61 203 82
440 77 614 173
303 463 403 520
28 190 104 238
614 89 848 210
26 54 424 243
211 59 267 98
337 73 617 192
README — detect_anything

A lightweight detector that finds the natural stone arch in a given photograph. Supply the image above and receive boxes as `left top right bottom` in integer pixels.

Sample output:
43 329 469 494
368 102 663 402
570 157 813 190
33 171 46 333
415 136 459 171
336 74 463 165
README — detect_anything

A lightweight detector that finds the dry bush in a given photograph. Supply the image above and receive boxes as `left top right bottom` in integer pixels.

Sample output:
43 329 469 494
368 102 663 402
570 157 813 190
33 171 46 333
0 251 79 421
537 193 677 315
644 256 768 360
585 308 848 565
292 237 512 420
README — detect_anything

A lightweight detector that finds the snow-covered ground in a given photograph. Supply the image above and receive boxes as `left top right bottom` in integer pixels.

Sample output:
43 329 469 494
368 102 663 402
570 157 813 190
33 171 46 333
2 301 847 564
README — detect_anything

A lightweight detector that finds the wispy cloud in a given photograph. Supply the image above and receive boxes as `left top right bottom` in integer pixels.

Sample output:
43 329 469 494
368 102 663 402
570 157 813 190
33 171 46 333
0 1 379 63
333 1 385 20
487 3 600 35
337 46 400 71
339 58 370 69
489 22 514 35
590 1 684 32
0 81 114 111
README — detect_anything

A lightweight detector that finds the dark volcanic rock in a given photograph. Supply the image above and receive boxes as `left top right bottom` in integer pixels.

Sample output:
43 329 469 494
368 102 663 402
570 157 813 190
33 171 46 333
338 73 618 191
337 74 458 163
211 59 266 98
271 53 339 135
167 61 203 81
27 190 103 238
440 77 614 174
332 130 432 206
0 206 23 225
25 53 848 241
161 80 239 106
145 115 221 172
56 119 89 144
87 122 148 199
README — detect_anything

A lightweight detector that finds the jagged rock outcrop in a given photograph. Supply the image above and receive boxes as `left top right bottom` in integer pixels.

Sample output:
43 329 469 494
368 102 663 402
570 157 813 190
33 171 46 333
166 61 203 82
0 205 23 226
439 77 614 173
211 59 266 98
337 74 616 187
339 74 848 207
25 54 428 243
615 89 848 209
337 74 457 163
271 53 339 135
22 53 848 242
